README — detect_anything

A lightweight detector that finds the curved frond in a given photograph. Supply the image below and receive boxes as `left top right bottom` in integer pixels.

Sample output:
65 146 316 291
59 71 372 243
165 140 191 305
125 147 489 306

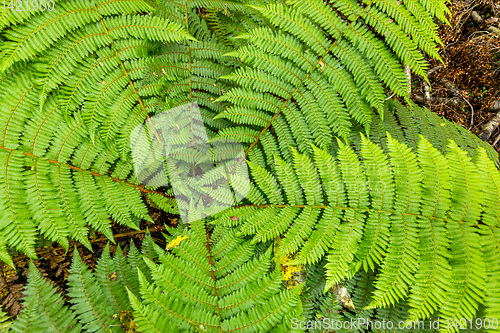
0 69 168 259
10 234 155 332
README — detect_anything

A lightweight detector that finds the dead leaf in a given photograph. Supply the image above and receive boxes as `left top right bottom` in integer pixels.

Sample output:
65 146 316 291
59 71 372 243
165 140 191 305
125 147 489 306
318 60 324 71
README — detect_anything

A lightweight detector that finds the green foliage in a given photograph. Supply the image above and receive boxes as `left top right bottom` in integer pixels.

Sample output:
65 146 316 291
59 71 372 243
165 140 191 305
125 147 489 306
365 99 498 163
7 240 151 333
0 308 11 331
0 0 196 259
215 0 450 166
131 220 304 332
9 231 304 332
213 135 500 328
1 0 500 332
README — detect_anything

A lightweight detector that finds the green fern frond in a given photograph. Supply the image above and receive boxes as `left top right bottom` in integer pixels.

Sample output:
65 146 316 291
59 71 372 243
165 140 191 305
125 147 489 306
8 261 82 332
215 0 447 166
0 0 192 72
1 0 195 160
405 136 451 322
367 133 421 308
1 0 499 330
215 135 500 324
0 308 10 331
0 0 201 258
346 271 376 319
346 99 499 168
0 70 169 258
9 233 157 332
478 225 500 323
129 220 303 332
67 249 124 332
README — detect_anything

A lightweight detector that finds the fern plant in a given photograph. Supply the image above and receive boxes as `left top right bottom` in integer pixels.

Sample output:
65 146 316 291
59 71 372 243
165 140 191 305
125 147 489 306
215 0 450 166
0 0 258 259
0 0 201 261
6 230 306 332
0 0 451 257
350 99 498 163
6 233 153 332
130 221 306 332
2 0 500 332
8 136 500 332
212 134 500 327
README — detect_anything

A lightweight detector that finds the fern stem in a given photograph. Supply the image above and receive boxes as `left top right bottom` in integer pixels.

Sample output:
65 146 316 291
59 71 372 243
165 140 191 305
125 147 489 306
203 224 223 333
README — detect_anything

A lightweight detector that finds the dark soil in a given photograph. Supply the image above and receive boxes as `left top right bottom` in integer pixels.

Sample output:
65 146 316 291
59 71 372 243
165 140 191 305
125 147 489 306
414 0 500 151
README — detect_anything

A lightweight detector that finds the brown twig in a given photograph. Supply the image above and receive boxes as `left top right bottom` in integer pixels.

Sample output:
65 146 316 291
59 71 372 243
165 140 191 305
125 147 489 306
439 78 475 128
414 94 466 106
428 65 444 77
493 132 500 147
479 103 500 141
470 10 500 34
403 62 412 99
421 65 444 106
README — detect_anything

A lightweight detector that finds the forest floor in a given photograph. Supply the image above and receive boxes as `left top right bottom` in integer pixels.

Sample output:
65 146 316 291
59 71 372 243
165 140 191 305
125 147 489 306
1 0 500 327
413 0 500 151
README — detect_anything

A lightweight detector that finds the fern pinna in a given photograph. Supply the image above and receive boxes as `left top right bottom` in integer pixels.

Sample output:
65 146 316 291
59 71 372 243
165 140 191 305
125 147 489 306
2 0 500 332
9 234 156 332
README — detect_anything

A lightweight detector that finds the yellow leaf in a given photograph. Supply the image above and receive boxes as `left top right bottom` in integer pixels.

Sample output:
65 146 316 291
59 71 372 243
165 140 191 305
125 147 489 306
332 284 356 310
274 238 305 289
166 235 188 250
